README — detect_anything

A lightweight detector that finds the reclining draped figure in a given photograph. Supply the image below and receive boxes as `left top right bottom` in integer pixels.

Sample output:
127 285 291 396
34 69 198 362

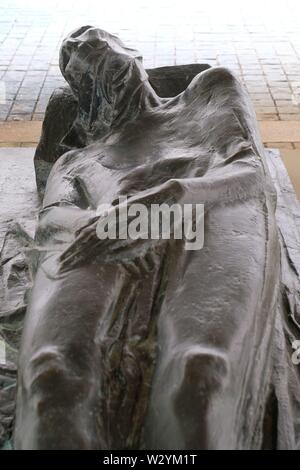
11 26 300 449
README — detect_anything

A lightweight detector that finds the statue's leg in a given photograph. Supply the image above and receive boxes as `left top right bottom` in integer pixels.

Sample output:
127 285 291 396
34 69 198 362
14 258 118 449
144 197 280 449
143 117 280 451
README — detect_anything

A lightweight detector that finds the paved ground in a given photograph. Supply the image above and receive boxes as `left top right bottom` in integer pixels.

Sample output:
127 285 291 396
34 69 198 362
1 0 300 123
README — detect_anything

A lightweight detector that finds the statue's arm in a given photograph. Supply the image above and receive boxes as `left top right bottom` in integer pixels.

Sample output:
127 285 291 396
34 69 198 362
58 179 184 273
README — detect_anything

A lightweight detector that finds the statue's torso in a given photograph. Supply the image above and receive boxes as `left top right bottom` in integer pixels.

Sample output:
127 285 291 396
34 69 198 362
44 94 215 210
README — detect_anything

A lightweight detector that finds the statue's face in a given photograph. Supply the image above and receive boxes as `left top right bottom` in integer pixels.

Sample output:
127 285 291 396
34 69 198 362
59 26 143 95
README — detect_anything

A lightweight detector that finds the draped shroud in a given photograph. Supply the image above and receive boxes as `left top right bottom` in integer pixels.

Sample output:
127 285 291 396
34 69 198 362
0 26 299 449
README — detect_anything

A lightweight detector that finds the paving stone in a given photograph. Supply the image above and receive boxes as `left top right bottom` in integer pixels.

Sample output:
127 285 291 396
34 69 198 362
246 85 269 93
271 92 292 100
16 90 40 101
20 142 38 147
7 114 32 121
286 75 300 82
255 106 278 114
253 101 275 108
0 107 10 120
1 0 300 123
10 100 35 114
279 114 300 121
34 101 47 113
277 106 300 114
32 113 44 121
264 142 294 149
0 142 21 147
256 113 279 121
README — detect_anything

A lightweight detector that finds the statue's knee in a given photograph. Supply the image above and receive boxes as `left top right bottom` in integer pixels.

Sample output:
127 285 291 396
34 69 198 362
27 347 69 393
25 346 87 413
174 348 229 406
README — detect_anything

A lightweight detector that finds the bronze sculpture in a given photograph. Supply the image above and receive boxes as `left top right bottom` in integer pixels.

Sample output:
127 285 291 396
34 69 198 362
1 26 300 449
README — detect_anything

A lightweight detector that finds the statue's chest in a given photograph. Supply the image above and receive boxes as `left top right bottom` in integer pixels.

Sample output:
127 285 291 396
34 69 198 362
99 124 200 170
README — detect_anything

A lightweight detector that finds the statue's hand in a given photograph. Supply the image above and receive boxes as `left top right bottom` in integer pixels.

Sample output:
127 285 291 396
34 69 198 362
59 179 183 273
59 212 157 275
59 216 101 272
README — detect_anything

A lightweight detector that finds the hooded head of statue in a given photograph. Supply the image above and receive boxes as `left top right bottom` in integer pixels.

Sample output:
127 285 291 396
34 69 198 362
59 26 150 138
